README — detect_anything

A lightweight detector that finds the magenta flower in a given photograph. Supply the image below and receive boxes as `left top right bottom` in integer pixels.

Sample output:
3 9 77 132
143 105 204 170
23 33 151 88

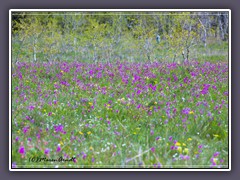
201 84 211 95
56 145 61 152
28 105 35 111
182 108 191 115
22 126 30 134
137 90 142 95
15 136 19 142
150 147 155 153
184 155 190 160
137 104 141 109
82 153 87 160
44 148 50 155
223 91 228 96
54 124 65 134
18 146 25 155
213 152 220 157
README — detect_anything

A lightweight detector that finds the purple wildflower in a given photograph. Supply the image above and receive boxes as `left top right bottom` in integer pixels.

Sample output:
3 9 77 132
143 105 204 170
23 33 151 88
44 148 50 155
150 147 155 153
22 126 30 135
137 89 142 95
213 152 220 157
18 146 25 155
12 162 17 168
15 136 19 142
28 105 35 111
54 124 65 134
82 153 87 160
182 108 191 115
56 145 61 152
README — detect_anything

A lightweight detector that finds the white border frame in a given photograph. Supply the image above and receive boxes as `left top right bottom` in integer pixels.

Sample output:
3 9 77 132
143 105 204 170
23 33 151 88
9 9 231 171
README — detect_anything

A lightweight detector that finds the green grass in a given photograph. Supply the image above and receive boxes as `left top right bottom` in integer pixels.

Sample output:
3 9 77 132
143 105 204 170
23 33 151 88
11 59 229 169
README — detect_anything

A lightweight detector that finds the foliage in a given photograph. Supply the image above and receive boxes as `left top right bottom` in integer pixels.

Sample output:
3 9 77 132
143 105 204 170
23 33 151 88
12 11 229 63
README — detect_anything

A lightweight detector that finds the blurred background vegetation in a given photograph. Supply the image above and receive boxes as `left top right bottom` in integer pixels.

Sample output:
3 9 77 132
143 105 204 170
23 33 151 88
11 11 229 63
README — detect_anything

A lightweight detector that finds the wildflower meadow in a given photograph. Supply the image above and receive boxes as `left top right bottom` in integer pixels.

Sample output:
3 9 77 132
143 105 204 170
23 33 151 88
11 10 229 169
11 60 229 168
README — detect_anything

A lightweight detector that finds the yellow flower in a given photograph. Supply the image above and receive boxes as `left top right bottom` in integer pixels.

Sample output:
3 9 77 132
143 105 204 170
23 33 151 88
60 141 64 146
154 102 157 105
175 142 181 146
61 70 64 73
189 111 194 114
213 134 220 138
79 131 84 135
182 143 186 146
212 158 218 163
87 131 92 135
89 146 94 151
177 147 182 153
187 138 192 141
183 148 189 154
88 102 93 106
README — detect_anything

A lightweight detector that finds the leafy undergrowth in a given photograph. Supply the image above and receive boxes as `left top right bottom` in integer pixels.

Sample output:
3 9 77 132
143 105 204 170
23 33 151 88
11 60 229 169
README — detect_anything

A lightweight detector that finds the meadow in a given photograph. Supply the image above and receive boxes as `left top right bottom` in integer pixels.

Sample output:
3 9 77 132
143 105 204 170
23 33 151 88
11 59 229 168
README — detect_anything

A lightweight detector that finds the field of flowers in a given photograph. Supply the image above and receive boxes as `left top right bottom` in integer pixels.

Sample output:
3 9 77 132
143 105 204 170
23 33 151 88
11 60 229 168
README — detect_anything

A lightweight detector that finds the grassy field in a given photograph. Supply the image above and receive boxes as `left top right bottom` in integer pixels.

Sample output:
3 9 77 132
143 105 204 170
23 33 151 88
11 59 229 169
